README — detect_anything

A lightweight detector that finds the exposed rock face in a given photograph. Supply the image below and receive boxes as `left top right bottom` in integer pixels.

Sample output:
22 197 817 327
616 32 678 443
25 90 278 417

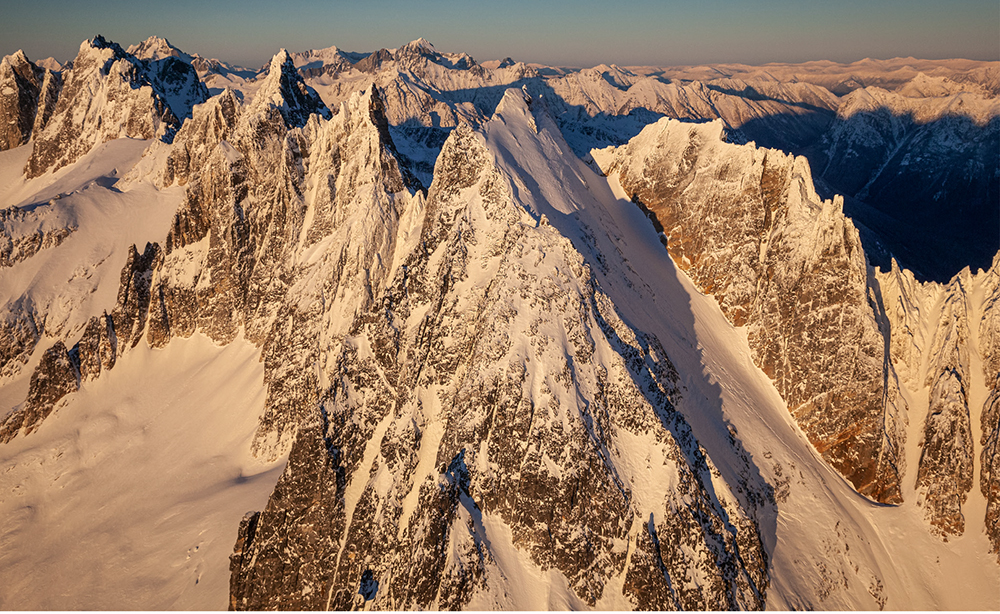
0 341 78 443
31 67 61 136
24 36 190 178
228 97 770 610
0 50 59 150
0 301 39 380
603 118 906 504
914 279 974 537
112 242 160 351
876 254 999 547
143 55 209 121
251 50 331 127
74 311 118 381
0 206 77 268
978 257 1000 560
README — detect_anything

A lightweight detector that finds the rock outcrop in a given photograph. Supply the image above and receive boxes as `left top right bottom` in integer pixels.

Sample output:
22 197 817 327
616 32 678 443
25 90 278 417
914 278 975 537
0 241 160 443
602 118 907 504
0 341 78 443
0 50 60 150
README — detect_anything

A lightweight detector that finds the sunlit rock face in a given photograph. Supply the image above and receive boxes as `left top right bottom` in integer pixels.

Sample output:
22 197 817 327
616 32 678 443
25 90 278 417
603 118 907 505
0 50 60 150
980 260 1000 561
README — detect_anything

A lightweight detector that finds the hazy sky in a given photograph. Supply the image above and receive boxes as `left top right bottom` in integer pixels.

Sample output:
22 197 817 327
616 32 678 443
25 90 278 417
2 0 997 69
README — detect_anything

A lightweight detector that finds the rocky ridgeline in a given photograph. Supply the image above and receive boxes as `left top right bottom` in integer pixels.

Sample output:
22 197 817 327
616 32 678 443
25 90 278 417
229 93 771 610
0 50 60 150
878 255 1000 555
21 35 207 179
130 51 411 460
602 118 908 504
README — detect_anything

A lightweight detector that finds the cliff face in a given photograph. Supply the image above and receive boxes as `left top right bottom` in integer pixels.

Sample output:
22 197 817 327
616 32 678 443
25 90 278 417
877 254 1000 553
914 279 975 537
979 261 1000 561
602 118 907 504
0 50 60 150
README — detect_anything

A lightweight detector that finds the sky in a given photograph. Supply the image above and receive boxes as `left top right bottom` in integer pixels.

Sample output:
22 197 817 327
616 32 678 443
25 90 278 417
1 0 997 69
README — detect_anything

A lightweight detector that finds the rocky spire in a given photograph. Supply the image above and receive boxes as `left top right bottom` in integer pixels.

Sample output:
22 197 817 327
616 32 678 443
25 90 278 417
250 49 331 127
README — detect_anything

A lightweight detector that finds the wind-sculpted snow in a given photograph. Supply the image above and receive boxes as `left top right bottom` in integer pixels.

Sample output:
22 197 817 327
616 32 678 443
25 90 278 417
229 94 770 610
23 36 206 179
602 119 907 504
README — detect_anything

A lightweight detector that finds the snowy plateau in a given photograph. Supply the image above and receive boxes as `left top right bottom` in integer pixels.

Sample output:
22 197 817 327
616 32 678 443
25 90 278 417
0 34 998 610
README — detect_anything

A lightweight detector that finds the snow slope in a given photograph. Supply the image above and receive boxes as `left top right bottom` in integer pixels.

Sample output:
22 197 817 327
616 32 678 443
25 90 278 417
0 139 182 381
0 332 283 609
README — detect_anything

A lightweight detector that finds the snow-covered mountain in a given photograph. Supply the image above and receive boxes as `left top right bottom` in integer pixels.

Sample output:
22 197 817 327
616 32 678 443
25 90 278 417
1 35 998 610
20 36 208 179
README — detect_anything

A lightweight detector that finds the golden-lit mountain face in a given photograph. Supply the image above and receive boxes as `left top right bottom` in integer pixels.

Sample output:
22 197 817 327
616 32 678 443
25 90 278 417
0 36 997 610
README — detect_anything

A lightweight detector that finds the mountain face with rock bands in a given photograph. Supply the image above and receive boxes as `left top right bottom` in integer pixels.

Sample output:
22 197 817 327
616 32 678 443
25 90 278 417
0 35 998 611
599 118 908 504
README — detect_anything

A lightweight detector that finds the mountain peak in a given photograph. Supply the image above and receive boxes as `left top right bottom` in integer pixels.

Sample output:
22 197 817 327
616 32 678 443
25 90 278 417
251 48 330 127
2 49 31 69
269 48 292 71
127 35 186 61
400 37 436 55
